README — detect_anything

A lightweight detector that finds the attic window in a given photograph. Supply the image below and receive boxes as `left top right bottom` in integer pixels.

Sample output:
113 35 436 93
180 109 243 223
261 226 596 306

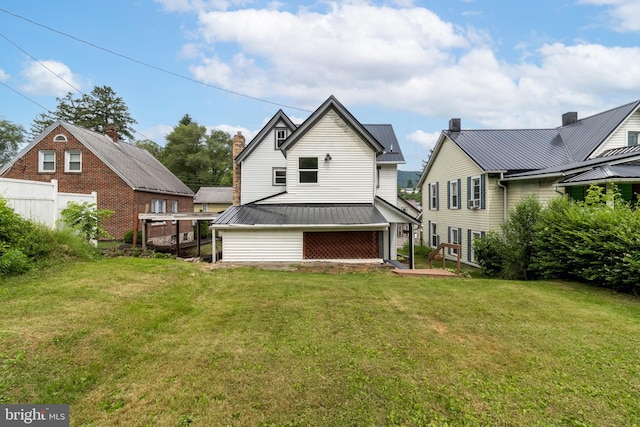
275 128 289 149
53 134 68 142
628 131 639 147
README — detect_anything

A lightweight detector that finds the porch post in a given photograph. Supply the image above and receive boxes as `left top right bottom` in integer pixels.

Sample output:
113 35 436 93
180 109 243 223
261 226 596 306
409 223 415 269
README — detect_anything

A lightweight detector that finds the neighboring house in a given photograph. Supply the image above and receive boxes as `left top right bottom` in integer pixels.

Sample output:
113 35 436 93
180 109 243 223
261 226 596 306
0 121 194 242
194 187 232 213
212 95 420 265
419 100 640 266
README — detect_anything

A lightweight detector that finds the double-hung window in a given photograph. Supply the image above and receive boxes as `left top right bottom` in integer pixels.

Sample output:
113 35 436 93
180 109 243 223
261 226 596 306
469 230 482 263
429 182 439 210
39 151 56 173
273 167 286 186
448 227 461 255
299 157 318 183
171 200 179 213
629 131 639 147
429 221 438 248
467 175 484 209
275 128 288 148
448 179 460 209
65 150 82 172
151 199 166 213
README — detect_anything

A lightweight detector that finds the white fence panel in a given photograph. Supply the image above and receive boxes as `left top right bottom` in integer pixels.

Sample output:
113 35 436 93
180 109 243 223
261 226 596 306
0 178 97 228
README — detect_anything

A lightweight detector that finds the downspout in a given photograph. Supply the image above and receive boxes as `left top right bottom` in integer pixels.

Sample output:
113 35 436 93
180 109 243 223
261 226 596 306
496 172 508 222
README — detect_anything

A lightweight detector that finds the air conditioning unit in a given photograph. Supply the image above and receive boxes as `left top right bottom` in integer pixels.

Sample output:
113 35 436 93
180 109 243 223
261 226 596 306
468 199 480 209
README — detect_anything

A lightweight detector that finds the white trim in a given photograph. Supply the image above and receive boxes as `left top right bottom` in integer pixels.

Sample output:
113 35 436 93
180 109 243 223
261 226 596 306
64 150 82 173
38 150 56 173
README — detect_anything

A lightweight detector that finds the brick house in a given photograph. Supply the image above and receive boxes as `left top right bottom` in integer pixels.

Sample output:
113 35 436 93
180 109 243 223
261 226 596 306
0 121 194 242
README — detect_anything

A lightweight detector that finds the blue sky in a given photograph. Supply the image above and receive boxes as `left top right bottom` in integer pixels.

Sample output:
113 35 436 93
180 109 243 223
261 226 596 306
1 0 639 171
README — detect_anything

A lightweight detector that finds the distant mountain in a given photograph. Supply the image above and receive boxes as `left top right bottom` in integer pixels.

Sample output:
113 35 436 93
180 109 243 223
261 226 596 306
397 170 421 189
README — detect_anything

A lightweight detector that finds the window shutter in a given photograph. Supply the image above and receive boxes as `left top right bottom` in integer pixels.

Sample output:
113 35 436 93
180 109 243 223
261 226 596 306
467 229 472 261
436 182 440 210
457 179 461 210
458 228 462 253
481 174 486 209
467 176 471 209
428 221 432 247
447 226 452 255
447 182 451 209
428 184 431 209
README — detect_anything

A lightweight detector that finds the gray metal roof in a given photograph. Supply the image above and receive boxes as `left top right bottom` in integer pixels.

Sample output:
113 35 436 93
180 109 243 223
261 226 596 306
364 124 405 163
194 187 232 204
446 100 640 173
213 203 388 226
561 164 640 184
506 150 640 178
17 121 194 196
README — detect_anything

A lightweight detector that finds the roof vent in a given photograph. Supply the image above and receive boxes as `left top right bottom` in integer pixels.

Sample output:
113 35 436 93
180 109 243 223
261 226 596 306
562 112 578 126
449 118 461 132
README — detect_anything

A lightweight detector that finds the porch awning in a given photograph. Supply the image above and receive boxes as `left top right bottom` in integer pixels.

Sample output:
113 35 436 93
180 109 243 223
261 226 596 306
558 165 640 186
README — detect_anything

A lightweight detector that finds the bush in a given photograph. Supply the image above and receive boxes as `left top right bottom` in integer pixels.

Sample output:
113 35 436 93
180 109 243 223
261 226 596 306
123 230 143 244
473 232 506 278
0 248 31 275
60 202 113 242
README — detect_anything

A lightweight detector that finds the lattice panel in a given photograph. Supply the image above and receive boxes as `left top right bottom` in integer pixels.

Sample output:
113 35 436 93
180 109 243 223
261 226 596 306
303 231 379 259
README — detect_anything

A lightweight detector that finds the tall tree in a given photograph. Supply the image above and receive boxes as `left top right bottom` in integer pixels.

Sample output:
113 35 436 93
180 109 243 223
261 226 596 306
0 120 25 168
134 139 163 159
161 115 233 191
30 85 137 140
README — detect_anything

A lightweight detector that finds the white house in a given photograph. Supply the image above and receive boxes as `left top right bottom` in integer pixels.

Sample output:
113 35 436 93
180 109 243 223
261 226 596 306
419 100 640 267
212 96 420 266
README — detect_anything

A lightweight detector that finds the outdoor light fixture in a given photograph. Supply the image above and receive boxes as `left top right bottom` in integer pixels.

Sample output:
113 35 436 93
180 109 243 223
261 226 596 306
325 153 332 161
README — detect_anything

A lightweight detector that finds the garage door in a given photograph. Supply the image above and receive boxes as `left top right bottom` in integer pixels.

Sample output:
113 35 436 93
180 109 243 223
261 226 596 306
303 231 380 259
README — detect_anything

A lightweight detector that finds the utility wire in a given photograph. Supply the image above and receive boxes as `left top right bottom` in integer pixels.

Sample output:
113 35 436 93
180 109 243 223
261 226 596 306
0 7 313 113
0 80 52 113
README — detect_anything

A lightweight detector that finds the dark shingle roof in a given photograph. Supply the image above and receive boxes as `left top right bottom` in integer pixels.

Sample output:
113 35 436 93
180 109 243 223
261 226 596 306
213 203 388 226
364 124 405 163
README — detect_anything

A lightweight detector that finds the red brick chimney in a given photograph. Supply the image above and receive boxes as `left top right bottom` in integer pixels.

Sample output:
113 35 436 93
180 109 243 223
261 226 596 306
105 125 119 142
232 131 245 206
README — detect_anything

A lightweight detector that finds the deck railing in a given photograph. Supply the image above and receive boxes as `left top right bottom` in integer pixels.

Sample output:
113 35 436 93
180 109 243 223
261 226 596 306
427 243 461 275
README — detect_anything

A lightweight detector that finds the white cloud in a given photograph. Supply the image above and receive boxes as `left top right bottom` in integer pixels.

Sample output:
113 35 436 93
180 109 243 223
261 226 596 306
406 130 440 151
140 124 174 143
579 0 640 32
20 60 87 97
0 69 8 81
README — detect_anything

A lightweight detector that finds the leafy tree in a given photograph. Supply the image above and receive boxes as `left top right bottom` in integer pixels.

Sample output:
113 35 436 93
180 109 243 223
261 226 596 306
30 85 137 140
0 119 25 168
60 202 113 243
161 115 233 191
135 139 163 159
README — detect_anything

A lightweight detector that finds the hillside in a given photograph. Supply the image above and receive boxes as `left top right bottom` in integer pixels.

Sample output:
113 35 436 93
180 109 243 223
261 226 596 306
398 170 421 189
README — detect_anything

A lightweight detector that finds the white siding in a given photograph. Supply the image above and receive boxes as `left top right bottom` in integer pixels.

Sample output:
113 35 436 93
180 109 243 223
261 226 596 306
420 138 490 265
241 124 288 204
221 229 302 262
266 110 376 204
376 164 397 204
590 110 640 157
506 178 563 212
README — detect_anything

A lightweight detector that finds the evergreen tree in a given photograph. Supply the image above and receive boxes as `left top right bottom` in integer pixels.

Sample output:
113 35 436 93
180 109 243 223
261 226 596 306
0 120 25 168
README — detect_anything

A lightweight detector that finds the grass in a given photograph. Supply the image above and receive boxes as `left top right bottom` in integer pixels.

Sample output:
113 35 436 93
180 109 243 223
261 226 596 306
1 258 640 426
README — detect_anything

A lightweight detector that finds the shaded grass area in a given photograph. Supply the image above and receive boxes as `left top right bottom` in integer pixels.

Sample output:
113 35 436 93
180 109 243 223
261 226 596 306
1 258 640 426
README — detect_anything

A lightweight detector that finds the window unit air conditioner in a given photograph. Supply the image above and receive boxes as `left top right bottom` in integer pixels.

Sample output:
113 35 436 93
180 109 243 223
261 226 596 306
468 199 480 209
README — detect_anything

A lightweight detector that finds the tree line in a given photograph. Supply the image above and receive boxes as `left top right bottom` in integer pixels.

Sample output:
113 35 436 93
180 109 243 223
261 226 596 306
0 85 233 192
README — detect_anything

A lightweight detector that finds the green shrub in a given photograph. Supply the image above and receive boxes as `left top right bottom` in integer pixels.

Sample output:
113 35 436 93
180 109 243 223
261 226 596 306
60 202 113 242
123 230 143 244
0 248 31 275
473 232 506 277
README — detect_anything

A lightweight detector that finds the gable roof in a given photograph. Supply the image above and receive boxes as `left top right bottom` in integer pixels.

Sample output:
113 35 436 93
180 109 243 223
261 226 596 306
235 109 297 163
364 124 405 164
194 187 232 204
3 121 193 196
421 100 640 185
279 95 385 156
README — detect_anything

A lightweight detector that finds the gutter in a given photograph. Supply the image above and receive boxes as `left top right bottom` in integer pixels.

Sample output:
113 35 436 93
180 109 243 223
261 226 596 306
496 172 508 222
211 223 391 231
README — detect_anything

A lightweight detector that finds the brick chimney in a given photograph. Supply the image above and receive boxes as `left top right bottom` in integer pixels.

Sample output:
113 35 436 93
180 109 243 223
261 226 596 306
232 131 245 206
105 125 119 142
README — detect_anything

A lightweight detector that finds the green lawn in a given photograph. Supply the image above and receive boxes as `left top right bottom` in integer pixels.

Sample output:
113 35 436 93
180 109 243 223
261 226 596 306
1 258 640 426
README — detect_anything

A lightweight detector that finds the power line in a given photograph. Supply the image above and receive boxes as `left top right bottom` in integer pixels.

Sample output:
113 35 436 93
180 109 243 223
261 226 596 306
0 80 52 113
0 7 313 113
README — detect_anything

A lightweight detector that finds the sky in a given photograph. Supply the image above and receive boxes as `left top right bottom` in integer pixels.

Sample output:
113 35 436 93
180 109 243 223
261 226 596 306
1 0 640 171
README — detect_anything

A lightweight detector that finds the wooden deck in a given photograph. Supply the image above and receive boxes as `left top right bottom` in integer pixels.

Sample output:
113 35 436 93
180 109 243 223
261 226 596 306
392 268 459 278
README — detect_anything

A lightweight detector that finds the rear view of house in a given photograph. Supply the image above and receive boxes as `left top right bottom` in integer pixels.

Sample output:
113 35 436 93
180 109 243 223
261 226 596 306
212 96 420 266
0 121 194 242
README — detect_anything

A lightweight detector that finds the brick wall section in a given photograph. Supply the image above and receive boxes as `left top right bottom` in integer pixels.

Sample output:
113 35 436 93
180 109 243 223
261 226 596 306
1 125 193 240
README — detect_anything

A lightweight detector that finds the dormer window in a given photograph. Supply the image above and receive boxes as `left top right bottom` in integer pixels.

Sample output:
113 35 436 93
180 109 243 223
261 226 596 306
275 128 288 149
628 131 639 146
53 134 68 142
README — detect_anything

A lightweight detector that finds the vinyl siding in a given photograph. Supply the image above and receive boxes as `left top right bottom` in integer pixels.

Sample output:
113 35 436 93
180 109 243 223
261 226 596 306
590 110 640 157
221 229 302 262
506 178 563 213
265 110 375 204
241 124 288 204
421 137 490 265
377 164 397 204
